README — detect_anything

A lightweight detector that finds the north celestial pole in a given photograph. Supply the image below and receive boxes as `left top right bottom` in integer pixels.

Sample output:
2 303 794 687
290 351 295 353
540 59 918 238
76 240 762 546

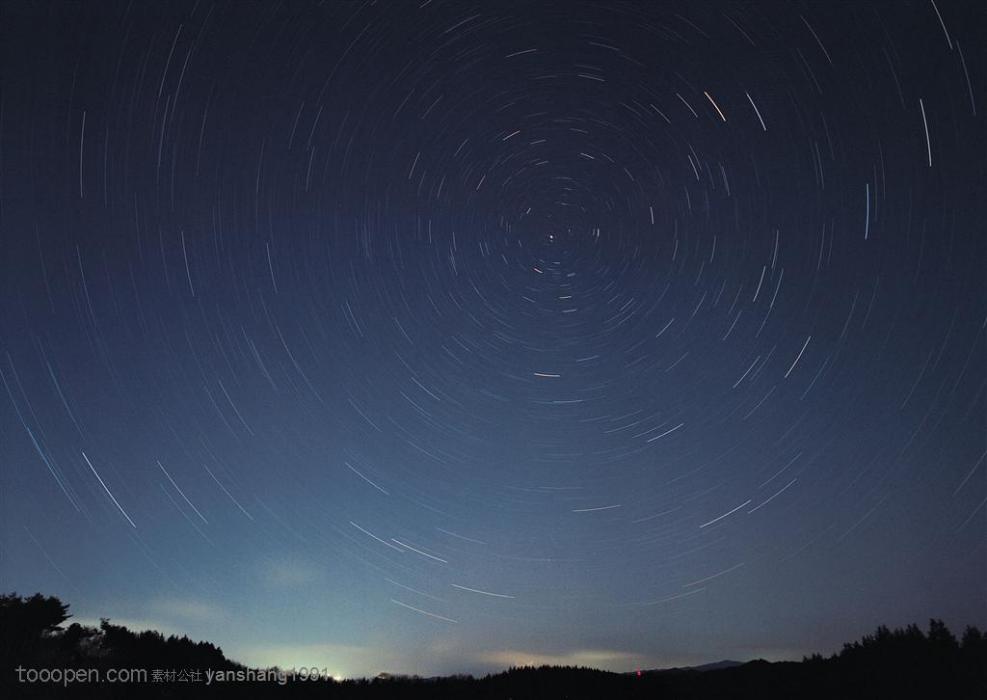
0 0 984 678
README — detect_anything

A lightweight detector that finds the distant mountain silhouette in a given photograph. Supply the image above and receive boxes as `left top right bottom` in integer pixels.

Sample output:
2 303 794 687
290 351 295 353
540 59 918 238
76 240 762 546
640 659 745 673
3 592 985 698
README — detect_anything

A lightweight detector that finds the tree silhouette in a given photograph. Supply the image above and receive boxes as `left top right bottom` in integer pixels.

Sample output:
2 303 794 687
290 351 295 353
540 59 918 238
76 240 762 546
1 593 71 663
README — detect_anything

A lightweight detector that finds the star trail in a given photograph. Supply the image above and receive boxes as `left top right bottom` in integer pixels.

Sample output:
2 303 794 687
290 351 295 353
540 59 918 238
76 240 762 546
1 0 984 678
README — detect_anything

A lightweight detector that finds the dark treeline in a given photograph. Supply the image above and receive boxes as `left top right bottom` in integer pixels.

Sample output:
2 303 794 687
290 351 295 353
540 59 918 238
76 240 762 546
2 592 985 699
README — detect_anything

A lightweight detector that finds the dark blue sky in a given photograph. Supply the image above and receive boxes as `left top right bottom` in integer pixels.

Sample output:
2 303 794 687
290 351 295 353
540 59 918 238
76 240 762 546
1 0 984 677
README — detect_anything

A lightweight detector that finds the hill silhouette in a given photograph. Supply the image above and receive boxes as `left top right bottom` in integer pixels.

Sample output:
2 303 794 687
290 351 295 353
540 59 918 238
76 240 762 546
2 592 985 698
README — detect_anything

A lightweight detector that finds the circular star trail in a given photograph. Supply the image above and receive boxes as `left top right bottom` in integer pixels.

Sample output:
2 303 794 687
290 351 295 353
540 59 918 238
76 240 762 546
1 0 984 676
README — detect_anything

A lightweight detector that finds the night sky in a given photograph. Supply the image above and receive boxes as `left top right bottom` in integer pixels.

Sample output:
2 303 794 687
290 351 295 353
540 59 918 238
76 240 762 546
1 0 985 679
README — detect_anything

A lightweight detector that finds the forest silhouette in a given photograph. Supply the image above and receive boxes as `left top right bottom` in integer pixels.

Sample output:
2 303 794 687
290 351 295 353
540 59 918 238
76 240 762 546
2 592 985 698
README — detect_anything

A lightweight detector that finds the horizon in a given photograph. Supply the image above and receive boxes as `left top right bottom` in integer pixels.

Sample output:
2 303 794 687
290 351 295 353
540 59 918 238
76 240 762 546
61 613 778 679
6 593 986 698
14 596 987 680
1 0 984 684
63 609 808 678
40 604 975 679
